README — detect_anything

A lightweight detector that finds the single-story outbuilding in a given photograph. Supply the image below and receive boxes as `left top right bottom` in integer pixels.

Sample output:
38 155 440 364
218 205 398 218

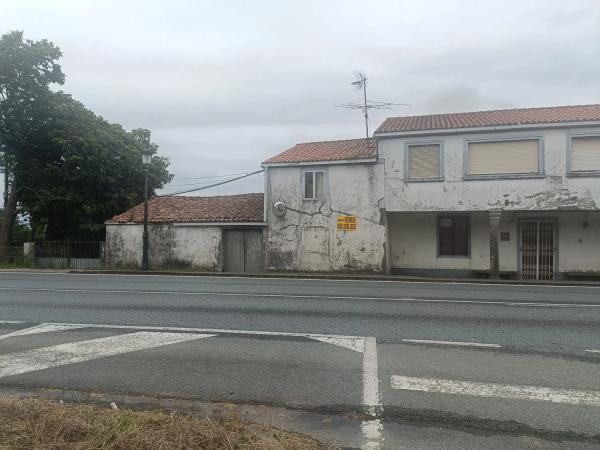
105 193 265 272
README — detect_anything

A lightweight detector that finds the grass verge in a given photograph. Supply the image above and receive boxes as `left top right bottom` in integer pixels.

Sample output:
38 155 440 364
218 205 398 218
0 398 338 450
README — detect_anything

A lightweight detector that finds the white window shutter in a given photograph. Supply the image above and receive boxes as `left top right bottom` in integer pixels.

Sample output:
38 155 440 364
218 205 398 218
468 140 539 175
571 136 600 172
408 144 441 178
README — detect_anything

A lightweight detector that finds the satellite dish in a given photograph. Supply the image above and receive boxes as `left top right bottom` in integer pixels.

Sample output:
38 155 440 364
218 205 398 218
273 201 287 218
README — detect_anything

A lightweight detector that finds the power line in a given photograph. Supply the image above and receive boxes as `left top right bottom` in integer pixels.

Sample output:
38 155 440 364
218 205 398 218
169 171 252 181
159 169 264 196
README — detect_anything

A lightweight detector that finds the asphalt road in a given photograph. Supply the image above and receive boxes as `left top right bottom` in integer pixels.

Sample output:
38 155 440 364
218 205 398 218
0 271 599 449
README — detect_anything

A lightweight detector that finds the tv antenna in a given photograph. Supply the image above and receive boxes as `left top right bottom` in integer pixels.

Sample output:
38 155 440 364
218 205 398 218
335 71 409 139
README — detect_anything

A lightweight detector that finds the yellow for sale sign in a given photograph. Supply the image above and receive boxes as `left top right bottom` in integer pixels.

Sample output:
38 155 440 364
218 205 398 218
336 215 357 231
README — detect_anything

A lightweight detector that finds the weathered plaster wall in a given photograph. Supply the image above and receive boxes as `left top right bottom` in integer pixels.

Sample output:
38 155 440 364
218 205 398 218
380 126 600 212
265 162 386 272
388 212 489 271
389 211 600 273
105 224 223 270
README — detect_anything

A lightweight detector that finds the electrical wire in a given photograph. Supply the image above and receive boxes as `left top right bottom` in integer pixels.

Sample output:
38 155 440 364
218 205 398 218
158 169 264 196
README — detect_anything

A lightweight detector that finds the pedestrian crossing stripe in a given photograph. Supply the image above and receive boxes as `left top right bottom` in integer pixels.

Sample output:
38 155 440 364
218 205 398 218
0 332 215 379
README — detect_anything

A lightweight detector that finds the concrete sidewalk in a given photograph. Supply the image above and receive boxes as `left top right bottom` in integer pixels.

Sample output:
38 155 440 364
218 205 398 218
0 267 598 286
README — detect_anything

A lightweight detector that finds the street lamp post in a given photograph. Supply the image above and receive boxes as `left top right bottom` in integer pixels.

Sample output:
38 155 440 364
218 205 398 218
141 148 152 270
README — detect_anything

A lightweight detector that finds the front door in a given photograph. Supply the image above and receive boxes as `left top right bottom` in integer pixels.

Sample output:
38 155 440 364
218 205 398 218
519 220 556 280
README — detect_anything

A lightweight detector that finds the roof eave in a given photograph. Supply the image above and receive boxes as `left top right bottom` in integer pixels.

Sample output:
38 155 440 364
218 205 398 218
373 120 600 138
106 221 266 226
261 157 378 168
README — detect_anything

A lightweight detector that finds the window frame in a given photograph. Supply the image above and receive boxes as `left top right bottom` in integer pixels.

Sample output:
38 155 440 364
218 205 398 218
463 135 545 180
404 140 445 182
567 132 600 177
436 213 471 258
302 169 326 200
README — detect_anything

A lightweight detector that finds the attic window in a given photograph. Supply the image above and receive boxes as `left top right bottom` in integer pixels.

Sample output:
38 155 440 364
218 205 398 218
304 171 324 199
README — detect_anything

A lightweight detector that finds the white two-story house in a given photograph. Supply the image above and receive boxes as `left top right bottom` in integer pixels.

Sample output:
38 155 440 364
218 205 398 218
264 104 600 280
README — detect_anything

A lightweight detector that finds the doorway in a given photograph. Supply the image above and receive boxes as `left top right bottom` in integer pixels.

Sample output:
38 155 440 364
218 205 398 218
519 220 556 280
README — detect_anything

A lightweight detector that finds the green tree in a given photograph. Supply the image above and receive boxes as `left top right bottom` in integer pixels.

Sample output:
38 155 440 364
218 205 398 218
22 93 171 240
0 31 172 250
0 30 64 254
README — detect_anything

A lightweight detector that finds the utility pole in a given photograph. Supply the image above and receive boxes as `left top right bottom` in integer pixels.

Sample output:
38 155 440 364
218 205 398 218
3 162 8 208
1 148 7 208
141 149 152 270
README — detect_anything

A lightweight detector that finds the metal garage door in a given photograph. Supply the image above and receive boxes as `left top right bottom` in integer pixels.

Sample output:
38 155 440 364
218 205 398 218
223 229 263 273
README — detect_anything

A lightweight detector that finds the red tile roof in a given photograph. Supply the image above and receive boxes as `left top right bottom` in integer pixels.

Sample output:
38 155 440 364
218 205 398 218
375 104 600 134
263 138 376 164
109 193 264 224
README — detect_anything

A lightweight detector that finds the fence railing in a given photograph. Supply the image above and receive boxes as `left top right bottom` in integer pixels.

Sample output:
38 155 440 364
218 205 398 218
0 241 105 269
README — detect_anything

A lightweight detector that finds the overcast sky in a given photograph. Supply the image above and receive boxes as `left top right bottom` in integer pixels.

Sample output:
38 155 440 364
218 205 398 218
3 0 600 196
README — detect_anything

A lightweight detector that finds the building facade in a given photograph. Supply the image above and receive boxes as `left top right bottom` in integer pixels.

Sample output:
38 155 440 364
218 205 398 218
264 105 600 279
105 193 265 272
263 139 386 272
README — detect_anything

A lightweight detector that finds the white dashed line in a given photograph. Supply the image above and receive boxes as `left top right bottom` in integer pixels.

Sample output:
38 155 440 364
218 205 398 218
391 375 600 407
401 339 502 348
585 349 600 354
0 320 25 324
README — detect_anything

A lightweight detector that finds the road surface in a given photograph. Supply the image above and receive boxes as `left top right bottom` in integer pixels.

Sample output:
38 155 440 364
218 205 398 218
0 271 598 449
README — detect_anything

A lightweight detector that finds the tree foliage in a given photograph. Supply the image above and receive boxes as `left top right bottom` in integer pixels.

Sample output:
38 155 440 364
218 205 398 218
0 31 172 245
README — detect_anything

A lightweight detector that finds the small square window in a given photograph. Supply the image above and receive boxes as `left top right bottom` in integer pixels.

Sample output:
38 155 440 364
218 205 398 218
304 170 324 199
407 143 441 179
438 215 470 256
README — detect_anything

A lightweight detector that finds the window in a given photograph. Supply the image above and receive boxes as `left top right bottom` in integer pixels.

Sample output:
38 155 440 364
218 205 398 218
304 170 324 199
467 139 540 176
407 143 441 179
438 215 469 256
570 136 600 173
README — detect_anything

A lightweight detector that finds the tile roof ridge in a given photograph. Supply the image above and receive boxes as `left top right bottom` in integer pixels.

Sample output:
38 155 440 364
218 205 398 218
385 103 600 120
295 137 373 145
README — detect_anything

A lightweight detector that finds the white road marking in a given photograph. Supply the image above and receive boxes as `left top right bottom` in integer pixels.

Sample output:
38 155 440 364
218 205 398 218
36 322 383 448
401 339 502 348
0 323 84 341
0 331 215 378
40 322 366 340
0 286 597 308
585 349 600 353
391 375 600 407
361 419 383 450
362 337 383 449
309 336 365 353
4 270 600 290
0 320 25 324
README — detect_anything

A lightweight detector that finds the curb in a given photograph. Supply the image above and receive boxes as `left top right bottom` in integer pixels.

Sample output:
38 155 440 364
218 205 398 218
62 269 600 287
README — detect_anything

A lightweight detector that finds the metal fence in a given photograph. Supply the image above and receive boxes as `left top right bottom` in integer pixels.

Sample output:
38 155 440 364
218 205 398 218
0 246 29 267
0 241 105 269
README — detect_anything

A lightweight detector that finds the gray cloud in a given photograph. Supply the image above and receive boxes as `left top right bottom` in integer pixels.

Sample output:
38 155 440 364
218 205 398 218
3 0 600 197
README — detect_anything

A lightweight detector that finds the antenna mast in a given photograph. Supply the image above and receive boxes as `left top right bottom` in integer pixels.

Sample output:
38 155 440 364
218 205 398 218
335 71 409 139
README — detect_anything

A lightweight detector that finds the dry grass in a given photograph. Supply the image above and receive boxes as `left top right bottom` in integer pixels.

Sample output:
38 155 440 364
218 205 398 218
0 398 338 450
